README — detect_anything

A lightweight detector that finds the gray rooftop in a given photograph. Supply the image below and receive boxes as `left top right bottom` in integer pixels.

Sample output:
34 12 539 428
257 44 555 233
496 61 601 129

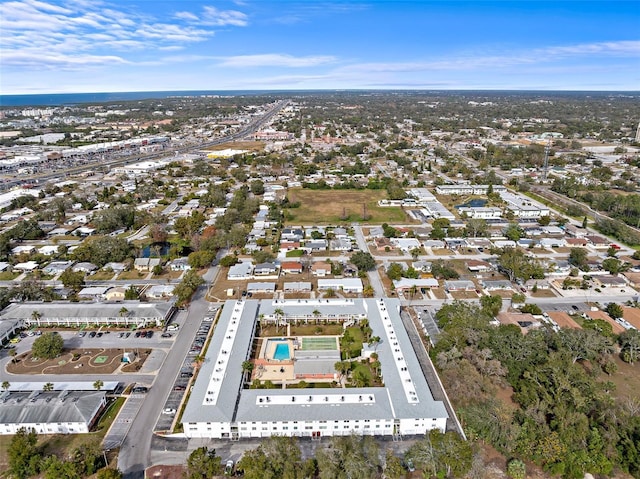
182 298 448 426
0 390 105 425
0 301 174 321
182 300 259 424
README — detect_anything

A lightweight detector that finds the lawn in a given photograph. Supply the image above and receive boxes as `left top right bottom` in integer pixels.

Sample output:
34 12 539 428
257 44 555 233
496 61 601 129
90 270 117 280
285 188 407 224
117 270 146 280
0 271 20 281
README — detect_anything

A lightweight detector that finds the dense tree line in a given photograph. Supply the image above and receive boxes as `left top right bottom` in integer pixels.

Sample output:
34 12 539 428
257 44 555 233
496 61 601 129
432 301 640 478
7 428 121 479
552 177 640 244
191 434 471 479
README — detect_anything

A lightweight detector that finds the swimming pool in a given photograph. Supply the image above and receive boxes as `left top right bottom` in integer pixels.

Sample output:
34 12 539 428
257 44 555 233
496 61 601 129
273 342 290 361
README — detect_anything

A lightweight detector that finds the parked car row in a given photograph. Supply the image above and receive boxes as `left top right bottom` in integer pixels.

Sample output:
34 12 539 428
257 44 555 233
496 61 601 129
75 330 162 339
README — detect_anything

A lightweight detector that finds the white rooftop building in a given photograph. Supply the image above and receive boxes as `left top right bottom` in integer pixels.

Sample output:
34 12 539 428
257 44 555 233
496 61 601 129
181 299 449 440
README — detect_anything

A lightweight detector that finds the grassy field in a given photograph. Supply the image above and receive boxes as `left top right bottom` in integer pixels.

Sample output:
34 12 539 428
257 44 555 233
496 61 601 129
285 189 407 224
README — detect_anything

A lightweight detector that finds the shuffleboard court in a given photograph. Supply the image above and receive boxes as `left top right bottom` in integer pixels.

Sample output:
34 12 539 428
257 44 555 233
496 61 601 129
301 337 339 351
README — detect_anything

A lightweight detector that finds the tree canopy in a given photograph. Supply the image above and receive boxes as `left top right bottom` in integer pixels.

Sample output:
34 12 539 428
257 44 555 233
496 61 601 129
238 436 314 479
185 446 222 479
350 251 376 271
32 332 64 359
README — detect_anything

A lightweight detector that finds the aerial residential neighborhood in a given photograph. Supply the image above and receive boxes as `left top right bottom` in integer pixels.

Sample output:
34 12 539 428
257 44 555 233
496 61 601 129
0 89 639 479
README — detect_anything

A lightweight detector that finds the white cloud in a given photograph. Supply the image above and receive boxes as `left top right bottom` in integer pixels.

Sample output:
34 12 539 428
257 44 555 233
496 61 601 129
2 51 129 69
174 5 249 27
542 40 640 57
218 53 336 67
174 11 198 21
0 0 240 70
202 6 248 26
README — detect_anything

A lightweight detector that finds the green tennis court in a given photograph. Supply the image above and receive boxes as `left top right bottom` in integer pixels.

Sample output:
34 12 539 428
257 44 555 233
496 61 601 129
301 337 338 350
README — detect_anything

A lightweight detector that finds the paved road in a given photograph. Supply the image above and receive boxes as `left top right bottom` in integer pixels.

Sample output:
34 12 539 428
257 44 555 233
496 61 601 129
413 306 441 344
353 224 386 297
116 252 223 478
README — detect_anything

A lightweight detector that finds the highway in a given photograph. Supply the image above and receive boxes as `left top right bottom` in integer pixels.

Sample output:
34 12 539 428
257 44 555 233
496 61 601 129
4 100 289 188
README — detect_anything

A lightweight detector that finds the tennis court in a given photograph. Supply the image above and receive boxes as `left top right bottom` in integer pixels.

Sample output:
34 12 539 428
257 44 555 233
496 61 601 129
301 336 339 351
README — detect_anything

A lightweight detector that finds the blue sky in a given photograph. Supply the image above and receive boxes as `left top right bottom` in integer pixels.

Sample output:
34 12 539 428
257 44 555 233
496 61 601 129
0 0 638 94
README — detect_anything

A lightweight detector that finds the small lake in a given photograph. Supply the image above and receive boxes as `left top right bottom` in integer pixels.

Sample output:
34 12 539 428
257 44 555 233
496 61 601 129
141 244 170 257
455 199 487 209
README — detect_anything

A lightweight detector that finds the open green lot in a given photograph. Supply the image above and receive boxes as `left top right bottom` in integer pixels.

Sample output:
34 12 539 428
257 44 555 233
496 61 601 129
285 189 407 224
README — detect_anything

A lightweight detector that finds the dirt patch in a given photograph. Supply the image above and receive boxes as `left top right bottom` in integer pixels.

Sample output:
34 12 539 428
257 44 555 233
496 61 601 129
530 289 557 298
604 356 640 401
6 348 149 375
450 290 480 299
489 290 516 299
204 140 266 152
145 464 185 479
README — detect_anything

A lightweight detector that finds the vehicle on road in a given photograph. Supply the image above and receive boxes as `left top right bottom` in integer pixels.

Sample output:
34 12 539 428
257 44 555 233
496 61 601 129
132 386 148 394
173 385 186 391
125 332 131 338
89 331 97 338
135 331 141 338
224 460 234 475
145 331 154 338
118 332 125 338
78 331 86 337
161 333 172 338
162 408 176 415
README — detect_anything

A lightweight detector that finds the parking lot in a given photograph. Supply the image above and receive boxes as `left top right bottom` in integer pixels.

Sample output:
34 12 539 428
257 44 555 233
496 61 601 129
413 307 440 344
154 312 216 433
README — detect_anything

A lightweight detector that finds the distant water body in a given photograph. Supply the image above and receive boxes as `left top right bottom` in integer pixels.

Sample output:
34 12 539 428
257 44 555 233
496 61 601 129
1 89 637 107
0 90 278 107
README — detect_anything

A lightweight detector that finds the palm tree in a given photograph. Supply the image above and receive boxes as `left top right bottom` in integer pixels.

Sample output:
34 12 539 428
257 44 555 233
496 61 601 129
273 308 285 333
193 354 205 370
409 284 418 300
119 307 129 317
43 382 54 392
312 309 321 325
9 349 17 364
1 381 9 391
370 336 381 352
93 380 104 391
31 310 42 325
241 360 254 384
